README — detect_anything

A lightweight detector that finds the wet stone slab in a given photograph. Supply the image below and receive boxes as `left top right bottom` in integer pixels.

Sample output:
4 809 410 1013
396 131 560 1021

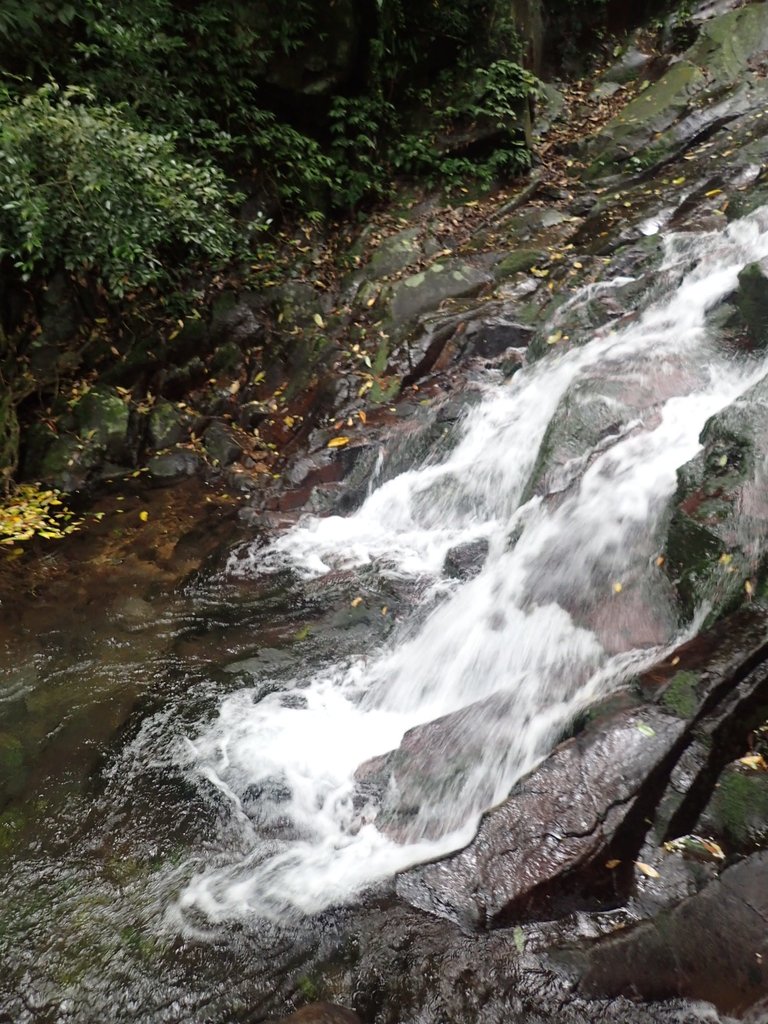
395 705 687 930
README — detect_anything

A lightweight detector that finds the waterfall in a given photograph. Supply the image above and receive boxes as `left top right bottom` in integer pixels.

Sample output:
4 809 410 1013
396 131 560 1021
176 207 768 924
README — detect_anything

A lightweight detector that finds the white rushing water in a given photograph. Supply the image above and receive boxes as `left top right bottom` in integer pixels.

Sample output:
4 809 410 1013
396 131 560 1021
176 207 768 924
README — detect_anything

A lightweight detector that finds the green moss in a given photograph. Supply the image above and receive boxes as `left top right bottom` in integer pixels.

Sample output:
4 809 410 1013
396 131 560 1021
495 248 546 279
661 670 698 719
0 732 23 774
707 769 768 847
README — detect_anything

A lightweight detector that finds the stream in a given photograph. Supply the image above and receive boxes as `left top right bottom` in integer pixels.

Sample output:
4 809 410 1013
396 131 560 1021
2 206 768 1021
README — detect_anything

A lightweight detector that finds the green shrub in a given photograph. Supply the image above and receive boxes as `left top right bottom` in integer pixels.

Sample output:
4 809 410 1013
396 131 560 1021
0 84 241 295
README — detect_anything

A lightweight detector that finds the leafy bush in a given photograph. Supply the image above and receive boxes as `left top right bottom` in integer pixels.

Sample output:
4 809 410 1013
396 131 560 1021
0 84 241 295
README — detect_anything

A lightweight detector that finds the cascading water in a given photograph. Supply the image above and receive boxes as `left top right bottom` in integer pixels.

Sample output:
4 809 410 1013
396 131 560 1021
176 207 768 925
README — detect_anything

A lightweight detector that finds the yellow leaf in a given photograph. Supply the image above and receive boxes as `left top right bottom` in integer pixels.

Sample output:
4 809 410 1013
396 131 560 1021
699 838 725 860
546 330 563 346
350 596 363 608
573 261 583 270
229 381 240 395
738 754 767 770
745 579 754 596
139 510 149 522
612 581 623 593
530 267 549 278
671 655 680 666
358 410 367 424
655 555 665 567
381 606 388 616
313 313 325 328
636 862 660 878
327 436 350 448
705 189 722 198
672 177 685 185
719 553 732 565
605 859 621 869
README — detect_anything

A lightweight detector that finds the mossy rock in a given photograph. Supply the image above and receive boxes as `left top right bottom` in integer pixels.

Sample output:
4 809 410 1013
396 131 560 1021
698 764 768 851
494 248 546 281
389 260 490 324
660 670 699 719
585 60 705 178
73 386 130 459
687 3 768 87
147 399 190 450
365 226 424 280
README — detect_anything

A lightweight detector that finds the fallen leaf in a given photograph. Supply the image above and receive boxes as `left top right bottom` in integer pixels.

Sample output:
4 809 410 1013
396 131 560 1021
313 313 325 328
139 510 149 522
327 436 350 448
672 177 685 185
738 753 767 770
636 862 660 878
612 581 623 593
350 596 363 608
605 859 621 869
636 722 656 738
358 410 367 424
513 926 525 953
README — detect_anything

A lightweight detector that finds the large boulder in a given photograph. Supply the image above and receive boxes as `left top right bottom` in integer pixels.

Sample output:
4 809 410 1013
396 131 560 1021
394 705 687 929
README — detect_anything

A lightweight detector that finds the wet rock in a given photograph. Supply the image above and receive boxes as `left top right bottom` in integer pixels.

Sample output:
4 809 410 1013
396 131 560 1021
203 420 243 467
271 1002 360 1024
464 317 535 359
697 760 768 852
147 399 189 450
663 373 768 621
443 538 489 580
209 298 264 349
73 386 130 461
635 608 768 850
395 706 687 929
577 851 768 1015
389 260 490 324
356 693 519 842
34 433 104 492
735 258 768 348
147 448 204 481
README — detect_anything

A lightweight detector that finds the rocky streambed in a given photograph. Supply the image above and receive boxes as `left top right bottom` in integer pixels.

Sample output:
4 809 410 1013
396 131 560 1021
4 2 768 1022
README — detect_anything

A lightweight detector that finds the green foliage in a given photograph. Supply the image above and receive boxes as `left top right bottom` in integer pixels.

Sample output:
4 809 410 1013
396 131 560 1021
0 84 241 295
0 0 539 217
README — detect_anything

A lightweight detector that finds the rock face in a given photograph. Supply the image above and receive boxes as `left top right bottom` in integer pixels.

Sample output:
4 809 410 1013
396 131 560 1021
584 3 768 179
395 706 687 929
578 852 768 1014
